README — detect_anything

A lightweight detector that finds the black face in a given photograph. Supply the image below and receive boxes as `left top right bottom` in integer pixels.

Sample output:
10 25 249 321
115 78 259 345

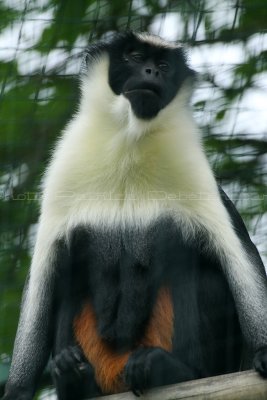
84 32 195 120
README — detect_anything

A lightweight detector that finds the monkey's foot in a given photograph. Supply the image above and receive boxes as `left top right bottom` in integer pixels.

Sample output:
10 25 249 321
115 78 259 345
124 347 196 396
254 346 267 378
51 346 100 400
51 346 88 380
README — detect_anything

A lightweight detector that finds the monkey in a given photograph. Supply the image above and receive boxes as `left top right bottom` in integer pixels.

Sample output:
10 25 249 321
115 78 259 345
2 31 267 400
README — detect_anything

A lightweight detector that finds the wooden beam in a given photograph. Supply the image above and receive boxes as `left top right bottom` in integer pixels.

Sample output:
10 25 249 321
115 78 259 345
92 370 267 400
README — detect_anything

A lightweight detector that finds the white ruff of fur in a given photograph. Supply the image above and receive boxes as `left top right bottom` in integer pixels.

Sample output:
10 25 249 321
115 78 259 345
25 50 267 349
136 32 181 49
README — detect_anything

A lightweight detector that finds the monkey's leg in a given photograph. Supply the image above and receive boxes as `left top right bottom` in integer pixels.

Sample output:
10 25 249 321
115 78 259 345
74 287 184 396
124 287 198 394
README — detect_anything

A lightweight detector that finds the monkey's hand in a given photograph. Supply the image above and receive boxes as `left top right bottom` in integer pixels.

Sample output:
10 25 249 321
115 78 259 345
124 347 197 396
253 346 267 377
51 345 90 383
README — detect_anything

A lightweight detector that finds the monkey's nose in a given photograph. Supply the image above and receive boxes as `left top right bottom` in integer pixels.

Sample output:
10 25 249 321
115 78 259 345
145 67 159 77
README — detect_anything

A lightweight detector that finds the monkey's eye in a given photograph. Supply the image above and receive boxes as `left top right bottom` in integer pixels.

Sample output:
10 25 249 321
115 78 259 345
158 61 170 72
130 52 144 63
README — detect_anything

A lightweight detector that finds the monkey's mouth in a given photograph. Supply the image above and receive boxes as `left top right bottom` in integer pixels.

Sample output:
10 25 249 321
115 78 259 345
124 83 160 97
124 89 159 101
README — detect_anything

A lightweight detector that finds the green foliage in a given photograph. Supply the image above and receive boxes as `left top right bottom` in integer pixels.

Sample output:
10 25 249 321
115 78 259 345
38 1 90 50
0 4 19 33
239 0 267 33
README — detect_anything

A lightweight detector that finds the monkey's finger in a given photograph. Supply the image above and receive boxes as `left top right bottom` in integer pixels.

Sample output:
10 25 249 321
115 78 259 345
132 388 141 397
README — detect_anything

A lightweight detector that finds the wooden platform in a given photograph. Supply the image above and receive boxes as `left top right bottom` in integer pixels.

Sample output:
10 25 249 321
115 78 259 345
92 370 267 400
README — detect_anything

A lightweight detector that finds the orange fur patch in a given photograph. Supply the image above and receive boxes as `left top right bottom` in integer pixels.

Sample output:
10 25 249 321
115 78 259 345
141 287 173 351
74 287 173 394
74 303 129 393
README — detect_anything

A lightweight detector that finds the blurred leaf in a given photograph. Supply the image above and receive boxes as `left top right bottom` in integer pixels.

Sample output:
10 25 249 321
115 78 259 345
216 109 226 121
0 5 19 33
239 0 267 33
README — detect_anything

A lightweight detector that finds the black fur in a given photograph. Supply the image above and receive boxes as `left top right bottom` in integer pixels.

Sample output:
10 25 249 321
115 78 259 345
52 206 245 398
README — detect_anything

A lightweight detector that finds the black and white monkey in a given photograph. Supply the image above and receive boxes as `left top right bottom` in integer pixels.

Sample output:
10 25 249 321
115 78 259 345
3 31 267 400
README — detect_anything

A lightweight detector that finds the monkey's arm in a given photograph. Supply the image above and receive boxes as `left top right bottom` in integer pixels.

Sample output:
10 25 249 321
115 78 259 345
2 239 66 400
3 277 55 400
219 186 267 376
218 186 266 276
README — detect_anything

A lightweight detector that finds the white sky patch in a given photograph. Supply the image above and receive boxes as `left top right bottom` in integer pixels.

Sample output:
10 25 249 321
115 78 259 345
254 72 267 90
158 0 168 7
189 43 245 72
133 0 149 16
206 0 241 32
17 48 66 74
192 80 222 127
230 90 267 136
29 87 55 104
0 9 54 63
246 33 267 57
15 33 87 75
189 42 267 140
186 17 206 41
150 13 184 41
228 145 258 162
3 0 51 10
0 22 23 62
2 0 26 11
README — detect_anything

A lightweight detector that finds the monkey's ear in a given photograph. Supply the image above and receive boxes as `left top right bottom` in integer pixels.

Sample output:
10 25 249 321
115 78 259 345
80 42 107 75
80 31 134 76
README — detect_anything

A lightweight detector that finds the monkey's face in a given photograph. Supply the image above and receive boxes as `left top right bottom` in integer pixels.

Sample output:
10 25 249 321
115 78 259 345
83 32 195 120
108 34 194 120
